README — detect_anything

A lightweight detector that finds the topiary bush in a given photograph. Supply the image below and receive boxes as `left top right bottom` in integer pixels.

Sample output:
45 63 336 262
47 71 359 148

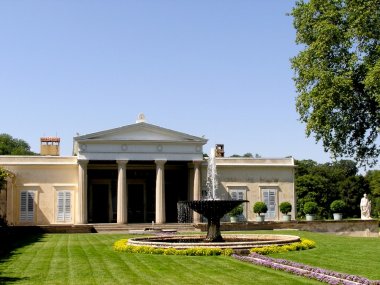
228 205 243 217
253 202 268 215
279 202 292 215
303 201 318 215
330 200 346 213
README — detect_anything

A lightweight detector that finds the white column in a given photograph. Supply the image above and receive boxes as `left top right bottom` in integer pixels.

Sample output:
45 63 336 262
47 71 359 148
155 160 166 224
77 160 88 224
193 160 202 223
117 160 128 224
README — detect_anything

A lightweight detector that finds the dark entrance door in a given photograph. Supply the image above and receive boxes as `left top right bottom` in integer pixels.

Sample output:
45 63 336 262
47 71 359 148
128 184 146 223
88 182 112 223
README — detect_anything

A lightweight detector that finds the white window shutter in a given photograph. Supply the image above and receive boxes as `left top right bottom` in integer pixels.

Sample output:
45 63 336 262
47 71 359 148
20 191 34 222
27 192 35 221
57 191 64 222
65 192 71 222
57 191 72 222
20 191 27 221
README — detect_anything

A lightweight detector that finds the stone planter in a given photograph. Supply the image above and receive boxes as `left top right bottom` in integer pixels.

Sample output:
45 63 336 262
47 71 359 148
282 214 291 221
306 214 315 221
256 215 265 222
333 213 343 220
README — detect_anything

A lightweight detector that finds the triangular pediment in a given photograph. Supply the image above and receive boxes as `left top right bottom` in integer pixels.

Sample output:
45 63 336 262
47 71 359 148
74 122 207 143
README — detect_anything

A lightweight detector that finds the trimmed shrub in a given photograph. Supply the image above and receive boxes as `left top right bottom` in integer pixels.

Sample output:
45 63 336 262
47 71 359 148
330 200 346 213
253 202 268 215
279 202 292 215
303 201 318 215
228 205 243 217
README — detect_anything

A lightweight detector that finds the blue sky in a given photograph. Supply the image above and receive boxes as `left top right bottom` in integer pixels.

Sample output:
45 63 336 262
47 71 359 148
1 1 334 163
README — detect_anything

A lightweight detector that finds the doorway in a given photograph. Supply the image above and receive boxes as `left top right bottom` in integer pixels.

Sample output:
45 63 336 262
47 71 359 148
128 183 148 223
88 180 113 223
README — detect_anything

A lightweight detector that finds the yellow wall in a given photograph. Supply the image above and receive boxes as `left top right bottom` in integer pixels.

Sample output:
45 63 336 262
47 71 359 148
1 157 78 225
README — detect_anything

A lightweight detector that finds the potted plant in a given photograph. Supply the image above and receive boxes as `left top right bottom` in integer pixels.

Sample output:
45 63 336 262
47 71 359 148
228 205 243 223
279 202 292 221
330 200 345 220
303 201 318 221
253 201 268 222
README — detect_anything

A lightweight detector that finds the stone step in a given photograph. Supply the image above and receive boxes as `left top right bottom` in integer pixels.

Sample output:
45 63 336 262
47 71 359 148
92 223 197 232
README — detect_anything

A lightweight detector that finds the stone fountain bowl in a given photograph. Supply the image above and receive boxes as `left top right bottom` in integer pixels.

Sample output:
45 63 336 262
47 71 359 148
178 200 248 220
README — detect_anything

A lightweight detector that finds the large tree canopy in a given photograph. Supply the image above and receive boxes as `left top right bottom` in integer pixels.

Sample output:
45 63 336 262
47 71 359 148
291 0 380 166
0 134 35 155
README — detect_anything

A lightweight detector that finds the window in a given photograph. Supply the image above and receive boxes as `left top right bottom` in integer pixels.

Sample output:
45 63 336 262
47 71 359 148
20 191 35 222
57 191 72 222
262 188 277 220
228 188 247 221
230 190 245 201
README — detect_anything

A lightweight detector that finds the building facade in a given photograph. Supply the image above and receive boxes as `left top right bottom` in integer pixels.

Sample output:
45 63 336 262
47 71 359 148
0 118 296 225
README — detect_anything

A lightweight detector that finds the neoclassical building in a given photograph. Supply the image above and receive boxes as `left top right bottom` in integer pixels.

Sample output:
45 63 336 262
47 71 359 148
0 116 296 226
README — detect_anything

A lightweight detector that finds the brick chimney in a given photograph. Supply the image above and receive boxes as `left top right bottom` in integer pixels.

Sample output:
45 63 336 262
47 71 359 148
40 137 60 156
215 144 224 157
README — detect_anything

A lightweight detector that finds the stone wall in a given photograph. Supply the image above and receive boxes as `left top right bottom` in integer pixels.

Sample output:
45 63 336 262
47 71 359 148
195 220 379 237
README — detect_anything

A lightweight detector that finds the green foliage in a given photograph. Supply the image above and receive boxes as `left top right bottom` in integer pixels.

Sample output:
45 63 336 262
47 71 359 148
330 200 346 213
250 238 316 255
371 197 380 218
291 0 380 166
303 201 318 215
228 205 243 217
295 159 370 218
0 167 10 190
113 239 233 256
366 170 380 196
279 202 292 215
366 170 380 217
253 202 268 215
338 176 368 217
0 133 35 155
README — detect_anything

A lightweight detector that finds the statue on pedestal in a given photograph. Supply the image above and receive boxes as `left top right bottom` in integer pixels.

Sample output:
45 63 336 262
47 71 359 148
360 194 372 220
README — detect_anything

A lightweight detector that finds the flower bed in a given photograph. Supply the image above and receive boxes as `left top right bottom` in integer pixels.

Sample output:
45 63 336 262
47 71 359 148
113 239 233 256
250 238 315 255
113 237 315 256
232 253 380 285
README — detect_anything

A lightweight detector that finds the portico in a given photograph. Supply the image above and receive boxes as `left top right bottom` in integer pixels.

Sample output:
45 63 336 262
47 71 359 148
73 119 207 224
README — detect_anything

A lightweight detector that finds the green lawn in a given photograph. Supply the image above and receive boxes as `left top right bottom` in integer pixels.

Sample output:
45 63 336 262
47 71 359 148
0 231 379 285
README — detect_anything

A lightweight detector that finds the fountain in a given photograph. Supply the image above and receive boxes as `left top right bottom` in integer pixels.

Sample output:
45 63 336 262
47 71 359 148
127 148 300 249
178 147 247 242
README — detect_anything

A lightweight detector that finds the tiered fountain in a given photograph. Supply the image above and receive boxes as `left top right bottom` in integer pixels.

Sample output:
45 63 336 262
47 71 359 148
127 148 300 250
177 148 247 242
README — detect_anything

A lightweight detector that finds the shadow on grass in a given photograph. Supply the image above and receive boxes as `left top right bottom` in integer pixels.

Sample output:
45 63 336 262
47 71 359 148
0 276 30 284
0 227 45 262
0 227 44 283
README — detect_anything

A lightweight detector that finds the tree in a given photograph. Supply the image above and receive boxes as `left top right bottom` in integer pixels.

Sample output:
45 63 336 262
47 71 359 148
0 134 35 155
338 175 369 217
366 170 380 217
295 159 363 218
291 0 380 166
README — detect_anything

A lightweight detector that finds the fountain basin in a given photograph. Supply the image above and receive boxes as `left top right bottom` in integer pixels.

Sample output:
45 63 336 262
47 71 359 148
178 200 248 242
127 234 300 250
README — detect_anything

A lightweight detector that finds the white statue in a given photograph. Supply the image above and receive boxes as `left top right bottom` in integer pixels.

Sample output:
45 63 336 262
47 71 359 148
360 194 372 220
